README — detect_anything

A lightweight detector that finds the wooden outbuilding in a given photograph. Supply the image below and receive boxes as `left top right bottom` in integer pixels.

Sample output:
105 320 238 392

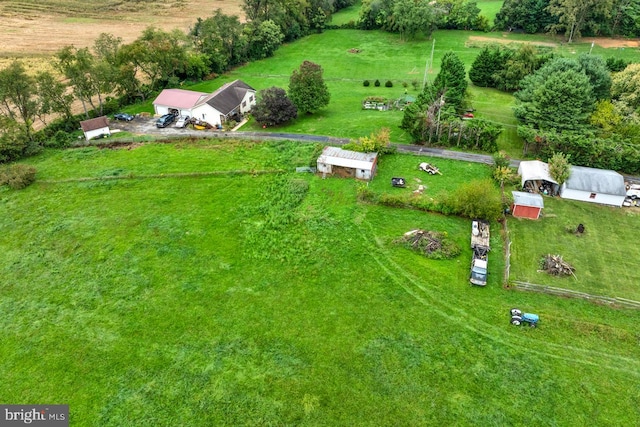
511 191 544 219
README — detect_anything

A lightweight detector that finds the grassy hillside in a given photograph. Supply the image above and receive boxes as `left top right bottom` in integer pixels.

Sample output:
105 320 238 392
2 140 640 425
123 28 640 159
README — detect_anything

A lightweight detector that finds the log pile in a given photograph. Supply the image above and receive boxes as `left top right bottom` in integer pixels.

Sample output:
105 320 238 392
399 229 443 254
540 254 575 277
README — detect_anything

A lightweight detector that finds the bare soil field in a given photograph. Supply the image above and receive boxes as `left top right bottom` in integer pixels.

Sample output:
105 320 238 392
468 35 558 48
0 0 244 57
468 34 640 49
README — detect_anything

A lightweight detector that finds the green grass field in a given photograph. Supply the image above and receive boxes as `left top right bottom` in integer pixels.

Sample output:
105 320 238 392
122 27 640 159
2 140 640 425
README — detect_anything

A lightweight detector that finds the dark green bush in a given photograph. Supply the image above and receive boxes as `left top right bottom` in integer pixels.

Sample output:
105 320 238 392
363 80 370 87
0 163 37 189
374 79 381 87
385 80 393 87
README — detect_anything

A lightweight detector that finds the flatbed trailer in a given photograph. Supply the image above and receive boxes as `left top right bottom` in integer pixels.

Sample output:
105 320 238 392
470 221 490 286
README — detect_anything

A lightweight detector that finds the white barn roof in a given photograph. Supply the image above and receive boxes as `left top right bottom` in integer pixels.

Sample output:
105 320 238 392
512 191 544 208
317 147 378 170
518 160 558 187
564 166 626 196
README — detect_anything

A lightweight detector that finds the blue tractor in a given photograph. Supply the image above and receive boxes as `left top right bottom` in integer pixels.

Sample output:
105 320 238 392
510 308 539 328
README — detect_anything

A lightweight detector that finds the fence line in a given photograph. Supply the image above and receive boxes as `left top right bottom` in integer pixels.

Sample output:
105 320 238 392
510 281 640 310
503 219 511 286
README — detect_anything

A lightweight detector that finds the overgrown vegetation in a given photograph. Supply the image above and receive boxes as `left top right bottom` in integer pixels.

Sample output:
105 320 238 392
0 163 37 189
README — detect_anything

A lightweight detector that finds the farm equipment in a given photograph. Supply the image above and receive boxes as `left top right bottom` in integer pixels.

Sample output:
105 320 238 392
419 162 441 175
470 220 490 286
391 177 406 188
510 308 539 327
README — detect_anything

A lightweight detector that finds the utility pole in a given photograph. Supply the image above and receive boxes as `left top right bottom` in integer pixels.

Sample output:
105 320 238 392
422 39 436 89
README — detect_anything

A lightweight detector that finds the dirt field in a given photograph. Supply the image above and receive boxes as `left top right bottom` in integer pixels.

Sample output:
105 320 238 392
468 34 640 49
0 0 244 57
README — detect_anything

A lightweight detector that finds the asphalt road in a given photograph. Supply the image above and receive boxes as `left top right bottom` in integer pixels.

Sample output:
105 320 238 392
111 117 638 181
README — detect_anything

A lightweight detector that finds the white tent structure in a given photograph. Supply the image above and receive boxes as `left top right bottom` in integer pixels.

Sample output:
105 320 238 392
560 166 626 207
517 160 559 195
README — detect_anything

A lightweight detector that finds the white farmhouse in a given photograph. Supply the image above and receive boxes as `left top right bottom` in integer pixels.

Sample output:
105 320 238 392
316 146 378 181
152 80 256 127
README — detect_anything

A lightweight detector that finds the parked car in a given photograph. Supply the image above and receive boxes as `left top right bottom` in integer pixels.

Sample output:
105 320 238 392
175 115 190 128
114 113 134 121
156 114 176 128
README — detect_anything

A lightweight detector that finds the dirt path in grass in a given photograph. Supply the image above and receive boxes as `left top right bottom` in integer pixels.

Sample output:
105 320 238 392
467 35 558 47
468 35 640 49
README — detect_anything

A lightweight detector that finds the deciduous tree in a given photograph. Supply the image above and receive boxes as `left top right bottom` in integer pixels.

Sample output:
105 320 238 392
288 60 330 114
251 87 298 126
0 61 38 143
546 0 613 42
548 151 571 186
35 71 74 125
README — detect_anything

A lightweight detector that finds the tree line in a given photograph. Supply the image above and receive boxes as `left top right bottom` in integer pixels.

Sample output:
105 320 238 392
496 0 640 41
0 0 355 163
468 42 640 173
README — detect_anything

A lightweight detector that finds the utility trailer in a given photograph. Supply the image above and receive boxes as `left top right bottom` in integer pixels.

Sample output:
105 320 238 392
470 220 490 286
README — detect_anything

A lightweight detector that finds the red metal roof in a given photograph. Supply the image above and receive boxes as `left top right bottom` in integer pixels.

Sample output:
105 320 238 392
80 116 109 132
153 89 208 109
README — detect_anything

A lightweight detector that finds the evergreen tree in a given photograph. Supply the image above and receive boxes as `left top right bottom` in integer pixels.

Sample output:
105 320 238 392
433 51 468 111
469 46 505 87
288 61 330 114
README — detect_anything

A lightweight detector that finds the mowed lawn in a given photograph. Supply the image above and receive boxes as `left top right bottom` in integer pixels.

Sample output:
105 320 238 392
509 197 640 300
1 140 640 425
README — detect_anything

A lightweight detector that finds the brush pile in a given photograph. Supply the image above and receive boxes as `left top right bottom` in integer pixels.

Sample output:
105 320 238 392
540 254 575 277
396 229 460 259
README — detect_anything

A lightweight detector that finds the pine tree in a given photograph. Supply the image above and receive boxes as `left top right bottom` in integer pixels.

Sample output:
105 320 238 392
433 52 468 111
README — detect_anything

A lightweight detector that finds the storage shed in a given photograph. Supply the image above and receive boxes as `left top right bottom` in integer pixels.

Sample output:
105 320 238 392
560 166 627 207
511 191 544 219
517 160 559 195
316 147 378 181
80 116 110 141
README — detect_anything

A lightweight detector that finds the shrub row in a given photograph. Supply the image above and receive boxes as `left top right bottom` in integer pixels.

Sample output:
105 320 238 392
363 80 394 87
357 178 503 221
0 164 36 189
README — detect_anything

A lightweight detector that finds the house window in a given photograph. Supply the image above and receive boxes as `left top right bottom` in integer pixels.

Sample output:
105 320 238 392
589 193 596 199
242 101 247 108
249 96 254 102
202 114 206 119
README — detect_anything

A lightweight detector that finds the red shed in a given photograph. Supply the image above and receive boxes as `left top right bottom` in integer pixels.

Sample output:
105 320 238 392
511 191 544 220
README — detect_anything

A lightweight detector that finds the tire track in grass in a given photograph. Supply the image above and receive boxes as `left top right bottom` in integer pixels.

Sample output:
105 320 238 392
357 218 640 377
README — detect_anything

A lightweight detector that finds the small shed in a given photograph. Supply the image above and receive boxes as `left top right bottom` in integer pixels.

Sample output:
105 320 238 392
80 116 110 141
560 166 626 207
316 147 378 181
517 160 559 195
511 191 544 219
